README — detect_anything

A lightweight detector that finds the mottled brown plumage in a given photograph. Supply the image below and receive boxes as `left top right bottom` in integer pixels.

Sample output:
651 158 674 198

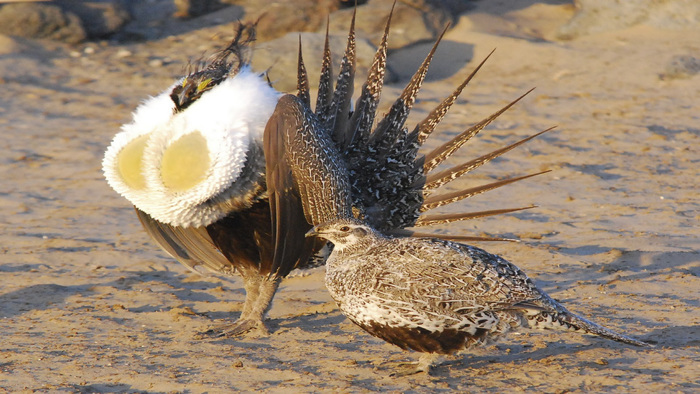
309 218 651 375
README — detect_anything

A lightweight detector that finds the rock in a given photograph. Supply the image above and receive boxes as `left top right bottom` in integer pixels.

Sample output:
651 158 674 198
0 1 130 42
223 0 342 42
559 0 700 39
0 3 86 44
173 0 226 19
660 55 700 80
113 1 245 42
327 0 475 49
54 0 131 38
223 0 474 47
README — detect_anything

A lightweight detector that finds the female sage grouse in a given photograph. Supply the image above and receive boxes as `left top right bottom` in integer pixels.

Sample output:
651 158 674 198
307 218 651 376
102 8 548 337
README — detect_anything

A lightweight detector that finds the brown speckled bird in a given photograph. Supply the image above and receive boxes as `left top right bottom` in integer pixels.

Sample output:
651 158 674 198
308 218 651 376
102 8 548 337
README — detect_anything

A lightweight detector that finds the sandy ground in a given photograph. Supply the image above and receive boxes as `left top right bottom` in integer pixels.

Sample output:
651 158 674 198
1 3 699 393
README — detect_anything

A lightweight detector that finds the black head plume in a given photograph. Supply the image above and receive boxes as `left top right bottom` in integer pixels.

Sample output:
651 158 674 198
170 21 258 112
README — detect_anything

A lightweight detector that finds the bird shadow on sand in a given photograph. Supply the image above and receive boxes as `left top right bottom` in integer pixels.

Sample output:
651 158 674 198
425 324 697 378
644 325 700 348
66 383 144 394
271 309 349 335
0 265 241 318
0 283 91 319
421 338 661 379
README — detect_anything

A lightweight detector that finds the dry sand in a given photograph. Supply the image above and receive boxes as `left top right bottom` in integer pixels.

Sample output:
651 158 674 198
1 3 698 393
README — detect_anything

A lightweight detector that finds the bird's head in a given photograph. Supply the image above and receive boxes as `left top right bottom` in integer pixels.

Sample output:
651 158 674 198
306 218 377 251
102 24 281 228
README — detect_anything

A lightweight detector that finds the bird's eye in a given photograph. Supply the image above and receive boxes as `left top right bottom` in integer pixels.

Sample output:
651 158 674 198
339 226 351 232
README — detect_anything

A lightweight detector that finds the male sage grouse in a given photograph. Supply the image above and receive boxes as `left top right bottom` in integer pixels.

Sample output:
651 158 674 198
307 218 651 376
102 8 549 337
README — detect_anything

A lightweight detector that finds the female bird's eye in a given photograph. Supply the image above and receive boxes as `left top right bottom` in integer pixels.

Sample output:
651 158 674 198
339 226 350 232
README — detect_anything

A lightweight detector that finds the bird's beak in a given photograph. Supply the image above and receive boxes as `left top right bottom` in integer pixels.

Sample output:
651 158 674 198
305 227 319 238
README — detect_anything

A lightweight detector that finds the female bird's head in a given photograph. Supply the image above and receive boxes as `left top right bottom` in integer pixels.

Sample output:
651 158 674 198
102 24 281 227
306 218 379 252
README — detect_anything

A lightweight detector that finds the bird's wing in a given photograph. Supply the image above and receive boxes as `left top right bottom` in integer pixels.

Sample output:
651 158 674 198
262 18 357 277
264 95 353 277
383 238 544 314
440 240 544 312
134 208 234 276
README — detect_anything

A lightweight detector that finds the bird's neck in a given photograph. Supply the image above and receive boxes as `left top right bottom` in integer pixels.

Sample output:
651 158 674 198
327 231 386 268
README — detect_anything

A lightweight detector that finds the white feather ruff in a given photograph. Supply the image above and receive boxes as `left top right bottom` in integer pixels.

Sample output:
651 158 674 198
103 67 280 227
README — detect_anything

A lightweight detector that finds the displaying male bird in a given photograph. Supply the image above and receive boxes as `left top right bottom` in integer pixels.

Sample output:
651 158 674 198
102 8 549 337
307 218 651 376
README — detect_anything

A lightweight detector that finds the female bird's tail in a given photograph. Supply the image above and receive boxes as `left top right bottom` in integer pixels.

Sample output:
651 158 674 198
523 307 652 347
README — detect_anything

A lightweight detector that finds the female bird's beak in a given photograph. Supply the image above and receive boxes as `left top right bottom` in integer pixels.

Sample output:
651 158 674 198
305 227 319 238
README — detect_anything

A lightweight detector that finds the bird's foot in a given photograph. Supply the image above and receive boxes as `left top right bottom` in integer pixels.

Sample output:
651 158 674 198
194 318 268 339
378 360 431 377
386 361 430 377
384 354 439 377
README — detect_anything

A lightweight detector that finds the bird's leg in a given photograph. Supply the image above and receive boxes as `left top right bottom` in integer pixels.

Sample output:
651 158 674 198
244 276 281 336
389 353 440 377
239 272 262 319
195 274 281 338
195 271 265 338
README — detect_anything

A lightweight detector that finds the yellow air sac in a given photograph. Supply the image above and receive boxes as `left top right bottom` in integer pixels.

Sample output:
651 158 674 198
161 131 210 191
117 134 149 190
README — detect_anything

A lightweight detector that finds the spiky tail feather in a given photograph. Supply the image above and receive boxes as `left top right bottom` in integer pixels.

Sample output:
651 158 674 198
526 310 651 347
296 5 553 238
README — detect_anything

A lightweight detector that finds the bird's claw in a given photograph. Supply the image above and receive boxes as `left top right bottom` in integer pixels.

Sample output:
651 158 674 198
384 361 431 377
194 318 266 339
